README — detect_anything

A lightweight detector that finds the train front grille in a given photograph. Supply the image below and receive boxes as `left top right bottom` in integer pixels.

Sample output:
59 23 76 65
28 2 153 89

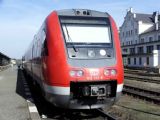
70 80 117 99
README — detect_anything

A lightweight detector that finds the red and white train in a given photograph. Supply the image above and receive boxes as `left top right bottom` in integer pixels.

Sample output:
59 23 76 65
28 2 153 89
22 9 124 109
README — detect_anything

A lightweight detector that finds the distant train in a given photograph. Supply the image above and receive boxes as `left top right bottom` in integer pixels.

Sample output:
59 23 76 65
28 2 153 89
22 9 124 109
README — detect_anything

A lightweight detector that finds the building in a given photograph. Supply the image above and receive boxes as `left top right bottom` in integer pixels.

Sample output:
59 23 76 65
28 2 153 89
119 8 160 69
0 52 10 66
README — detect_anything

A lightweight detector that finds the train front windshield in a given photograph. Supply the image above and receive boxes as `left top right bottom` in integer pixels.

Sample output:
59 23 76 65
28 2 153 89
60 17 112 47
62 24 111 44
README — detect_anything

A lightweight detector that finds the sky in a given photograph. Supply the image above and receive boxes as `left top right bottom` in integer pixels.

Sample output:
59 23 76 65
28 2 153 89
0 0 160 59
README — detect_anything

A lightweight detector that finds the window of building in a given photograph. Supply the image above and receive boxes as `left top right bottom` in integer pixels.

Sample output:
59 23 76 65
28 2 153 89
139 57 142 65
128 16 131 20
157 45 160 50
140 38 144 43
149 37 153 42
131 30 133 35
158 35 160 40
135 29 138 34
130 48 135 54
123 48 128 52
146 57 149 65
128 58 131 64
126 31 128 37
135 40 137 44
134 58 136 65
123 32 125 37
146 45 154 53
137 46 144 54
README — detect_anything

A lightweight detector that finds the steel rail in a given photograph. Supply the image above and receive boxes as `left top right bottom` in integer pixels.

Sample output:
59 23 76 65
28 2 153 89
124 75 160 84
123 85 160 104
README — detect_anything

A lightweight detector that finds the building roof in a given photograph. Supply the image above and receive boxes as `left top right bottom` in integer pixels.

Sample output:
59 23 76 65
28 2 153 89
134 12 160 34
0 52 10 60
135 13 153 23
139 18 160 35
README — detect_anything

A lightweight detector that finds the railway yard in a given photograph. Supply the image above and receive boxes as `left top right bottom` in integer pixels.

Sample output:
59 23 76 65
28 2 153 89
0 66 160 120
108 68 160 120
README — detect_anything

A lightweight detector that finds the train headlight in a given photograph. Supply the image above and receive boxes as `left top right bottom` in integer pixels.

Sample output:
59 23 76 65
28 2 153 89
69 70 84 77
104 69 110 76
100 49 106 56
104 69 117 76
88 50 95 57
76 70 84 77
111 69 117 76
70 71 76 77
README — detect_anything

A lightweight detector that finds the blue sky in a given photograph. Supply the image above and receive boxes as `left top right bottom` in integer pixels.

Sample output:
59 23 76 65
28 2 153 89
0 0 160 59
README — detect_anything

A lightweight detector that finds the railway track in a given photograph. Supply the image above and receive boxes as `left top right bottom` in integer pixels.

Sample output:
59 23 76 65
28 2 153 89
41 109 116 120
124 69 160 77
124 75 160 84
115 104 160 116
124 71 160 77
40 109 116 120
123 85 160 104
96 109 116 120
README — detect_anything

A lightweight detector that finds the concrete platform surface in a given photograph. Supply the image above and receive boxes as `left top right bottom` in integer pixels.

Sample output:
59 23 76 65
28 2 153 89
0 67 30 120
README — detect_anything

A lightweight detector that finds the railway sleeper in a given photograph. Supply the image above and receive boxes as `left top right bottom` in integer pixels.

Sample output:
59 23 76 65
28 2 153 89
123 89 160 104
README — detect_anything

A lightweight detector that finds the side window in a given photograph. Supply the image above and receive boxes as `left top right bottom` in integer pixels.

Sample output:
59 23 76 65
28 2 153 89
41 30 48 56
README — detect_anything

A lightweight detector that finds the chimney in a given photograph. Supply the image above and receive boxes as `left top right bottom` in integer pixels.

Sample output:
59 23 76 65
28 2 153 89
152 11 158 23
156 22 159 30
153 11 159 30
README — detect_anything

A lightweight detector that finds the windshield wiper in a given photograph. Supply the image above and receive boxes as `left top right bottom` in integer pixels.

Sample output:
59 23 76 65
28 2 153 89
64 24 78 52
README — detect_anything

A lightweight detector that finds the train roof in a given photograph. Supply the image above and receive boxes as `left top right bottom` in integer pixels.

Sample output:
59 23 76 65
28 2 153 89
56 9 109 18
